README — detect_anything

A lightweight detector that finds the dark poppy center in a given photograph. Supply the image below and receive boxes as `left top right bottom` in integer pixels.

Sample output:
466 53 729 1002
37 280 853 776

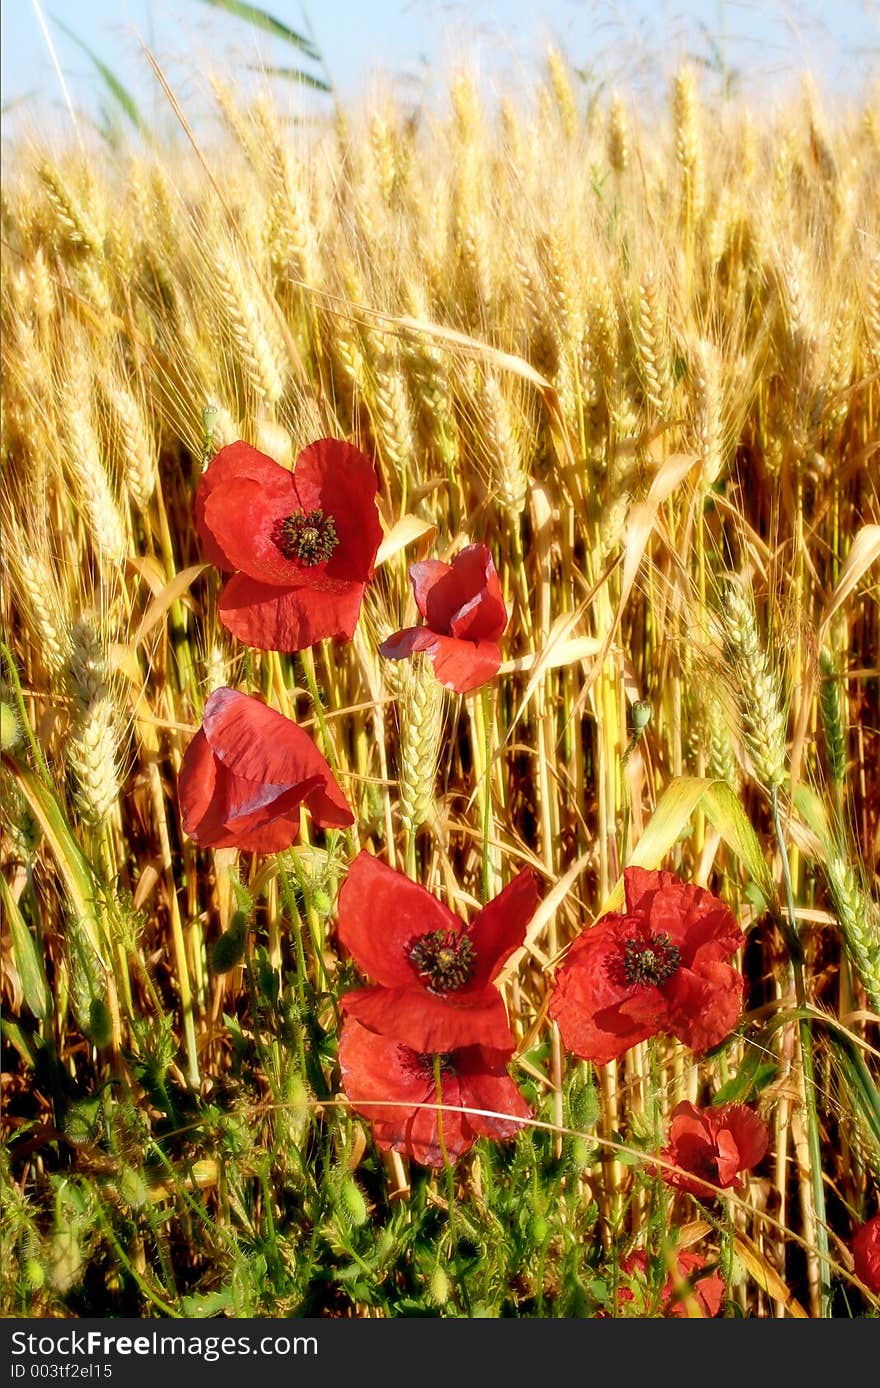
398 1046 458 1078
408 929 476 994
272 509 338 565
623 932 681 988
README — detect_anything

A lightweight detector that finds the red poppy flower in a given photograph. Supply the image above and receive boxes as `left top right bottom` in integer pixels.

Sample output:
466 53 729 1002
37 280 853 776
660 1100 769 1198
379 544 508 694
337 851 538 1052
852 1213 880 1294
179 687 353 852
338 1017 530 1166
195 438 382 651
617 1249 725 1318
548 866 744 1064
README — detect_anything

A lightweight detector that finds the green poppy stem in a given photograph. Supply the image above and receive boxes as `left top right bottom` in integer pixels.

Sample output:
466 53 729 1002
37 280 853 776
771 784 831 1317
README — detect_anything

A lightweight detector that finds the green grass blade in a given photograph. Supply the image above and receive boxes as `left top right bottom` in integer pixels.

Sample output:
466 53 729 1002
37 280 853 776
244 64 331 91
702 779 776 908
194 0 322 61
7 763 102 959
51 15 148 133
599 775 777 916
0 873 50 1020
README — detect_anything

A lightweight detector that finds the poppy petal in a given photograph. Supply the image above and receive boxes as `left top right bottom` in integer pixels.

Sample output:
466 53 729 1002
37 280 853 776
379 626 436 661
201 687 352 828
668 1253 725 1318
341 983 515 1053
447 548 507 642
195 442 294 573
719 1105 769 1174
549 921 670 1064
427 635 502 693
336 852 461 988
416 544 505 638
292 439 383 584
852 1215 880 1294
219 573 367 650
664 960 744 1053
403 1075 474 1166
203 812 303 854
202 476 324 586
337 1021 525 1167
457 1052 532 1139
409 560 451 619
336 1020 471 1166
178 734 305 851
468 867 539 990
178 728 223 840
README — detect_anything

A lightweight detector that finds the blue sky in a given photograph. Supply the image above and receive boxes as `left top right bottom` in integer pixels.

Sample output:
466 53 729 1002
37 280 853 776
2 0 878 139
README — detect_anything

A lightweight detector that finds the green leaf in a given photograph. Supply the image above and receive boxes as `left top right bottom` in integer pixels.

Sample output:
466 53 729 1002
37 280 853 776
244 64 331 91
702 779 776 909
194 0 322 61
713 1055 777 1106
1 1019 36 1068
51 16 149 134
598 776 777 916
826 1030 880 1163
0 873 50 1019
181 1289 235 1316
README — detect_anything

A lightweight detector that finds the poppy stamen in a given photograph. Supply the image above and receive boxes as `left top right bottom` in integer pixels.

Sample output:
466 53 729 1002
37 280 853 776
273 509 338 565
408 929 477 994
622 932 681 988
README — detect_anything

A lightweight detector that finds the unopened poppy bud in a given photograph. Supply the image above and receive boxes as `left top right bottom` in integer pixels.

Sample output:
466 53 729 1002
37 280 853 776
119 1168 149 1210
0 699 22 751
312 888 333 918
87 998 113 1048
340 1177 368 1228
430 1266 450 1305
529 1214 549 1243
211 913 248 973
568 1137 593 1171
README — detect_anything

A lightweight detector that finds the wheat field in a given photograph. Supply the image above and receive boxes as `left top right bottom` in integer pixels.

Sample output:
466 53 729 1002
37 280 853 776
1 48 879 1318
